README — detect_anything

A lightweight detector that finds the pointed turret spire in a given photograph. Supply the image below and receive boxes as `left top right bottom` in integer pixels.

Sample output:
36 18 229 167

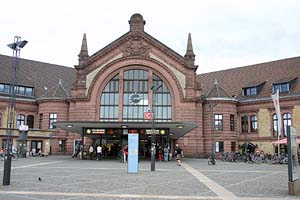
184 33 195 67
78 33 89 66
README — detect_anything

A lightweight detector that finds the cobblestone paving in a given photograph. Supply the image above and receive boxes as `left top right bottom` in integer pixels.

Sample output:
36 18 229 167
0 156 299 200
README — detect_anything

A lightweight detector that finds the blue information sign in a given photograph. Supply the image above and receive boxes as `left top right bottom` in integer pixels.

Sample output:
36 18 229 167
128 134 139 173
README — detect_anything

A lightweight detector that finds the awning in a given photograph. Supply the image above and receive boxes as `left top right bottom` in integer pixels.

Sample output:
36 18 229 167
54 121 198 139
272 138 300 145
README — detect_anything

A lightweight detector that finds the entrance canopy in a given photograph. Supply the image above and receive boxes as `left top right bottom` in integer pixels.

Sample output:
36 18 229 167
271 138 300 145
54 121 198 139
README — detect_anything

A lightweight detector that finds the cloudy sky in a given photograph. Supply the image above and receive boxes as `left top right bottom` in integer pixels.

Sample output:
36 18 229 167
1 0 300 74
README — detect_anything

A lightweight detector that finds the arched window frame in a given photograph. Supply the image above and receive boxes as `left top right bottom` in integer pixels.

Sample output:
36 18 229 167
99 69 173 122
272 114 278 137
250 115 258 132
241 115 248 133
17 114 25 129
27 115 34 129
283 112 292 137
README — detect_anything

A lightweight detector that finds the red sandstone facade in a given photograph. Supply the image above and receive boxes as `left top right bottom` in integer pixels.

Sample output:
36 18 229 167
0 14 299 157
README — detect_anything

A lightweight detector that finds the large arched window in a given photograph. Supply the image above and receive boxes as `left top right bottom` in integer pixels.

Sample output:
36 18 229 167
283 113 292 137
100 75 119 121
99 69 172 122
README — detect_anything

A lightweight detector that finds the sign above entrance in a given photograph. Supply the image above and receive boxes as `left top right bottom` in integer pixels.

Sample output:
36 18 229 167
146 129 159 135
85 128 105 135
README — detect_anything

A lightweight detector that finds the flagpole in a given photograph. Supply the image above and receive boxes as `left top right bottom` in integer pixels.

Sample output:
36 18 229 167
278 126 280 156
271 90 281 156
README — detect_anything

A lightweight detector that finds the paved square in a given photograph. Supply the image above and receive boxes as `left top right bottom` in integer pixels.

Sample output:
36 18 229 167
0 156 299 200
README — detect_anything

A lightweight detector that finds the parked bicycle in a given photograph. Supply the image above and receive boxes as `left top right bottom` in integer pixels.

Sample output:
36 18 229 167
0 150 18 161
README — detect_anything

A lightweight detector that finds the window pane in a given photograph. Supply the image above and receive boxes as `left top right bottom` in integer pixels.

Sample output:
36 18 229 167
0 84 4 92
26 87 33 96
18 87 25 95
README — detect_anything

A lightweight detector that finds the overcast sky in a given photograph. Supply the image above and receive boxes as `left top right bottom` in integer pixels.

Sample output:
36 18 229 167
1 0 300 74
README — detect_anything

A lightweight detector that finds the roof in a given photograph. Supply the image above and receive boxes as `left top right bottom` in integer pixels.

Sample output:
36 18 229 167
206 79 233 99
0 54 76 99
197 57 300 101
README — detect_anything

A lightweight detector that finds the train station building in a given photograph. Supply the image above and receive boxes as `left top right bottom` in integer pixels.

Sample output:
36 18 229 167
0 14 299 157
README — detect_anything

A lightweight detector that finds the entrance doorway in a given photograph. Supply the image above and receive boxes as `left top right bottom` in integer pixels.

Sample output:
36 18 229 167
85 128 170 160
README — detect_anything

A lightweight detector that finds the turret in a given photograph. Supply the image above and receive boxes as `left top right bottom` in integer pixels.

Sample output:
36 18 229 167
78 33 89 66
184 33 195 67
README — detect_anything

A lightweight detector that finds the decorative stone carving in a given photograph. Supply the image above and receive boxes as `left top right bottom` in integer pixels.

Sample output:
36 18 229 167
122 33 150 57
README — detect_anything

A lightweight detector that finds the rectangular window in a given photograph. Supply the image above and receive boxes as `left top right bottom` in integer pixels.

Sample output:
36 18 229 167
230 115 235 131
25 87 33 96
59 140 66 152
231 142 236 152
244 87 257 96
241 115 248 133
31 141 43 155
273 83 290 93
215 141 224 153
214 114 223 131
49 113 57 129
39 113 43 129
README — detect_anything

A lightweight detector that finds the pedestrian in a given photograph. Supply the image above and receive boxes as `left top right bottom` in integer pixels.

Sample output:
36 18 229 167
123 145 128 163
158 146 163 161
89 144 94 160
175 144 184 166
96 144 102 160
163 145 169 161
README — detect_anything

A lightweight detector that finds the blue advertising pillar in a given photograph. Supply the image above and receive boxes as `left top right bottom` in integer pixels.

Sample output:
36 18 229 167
128 134 139 173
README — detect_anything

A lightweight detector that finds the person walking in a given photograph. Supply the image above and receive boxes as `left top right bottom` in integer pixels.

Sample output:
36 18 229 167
163 145 169 161
123 145 128 163
96 144 102 160
89 144 94 160
175 144 184 166
158 146 163 161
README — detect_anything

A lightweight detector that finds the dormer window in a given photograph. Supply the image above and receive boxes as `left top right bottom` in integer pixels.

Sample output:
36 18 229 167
272 82 290 93
0 83 34 97
243 87 257 96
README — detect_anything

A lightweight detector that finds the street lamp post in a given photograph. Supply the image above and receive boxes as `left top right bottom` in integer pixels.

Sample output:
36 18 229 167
3 36 27 186
209 103 217 165
150 84 162 171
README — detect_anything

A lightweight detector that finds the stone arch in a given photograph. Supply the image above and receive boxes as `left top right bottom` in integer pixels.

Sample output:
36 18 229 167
87 56 185 120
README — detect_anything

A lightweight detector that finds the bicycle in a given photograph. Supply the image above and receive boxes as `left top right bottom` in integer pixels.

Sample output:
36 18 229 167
0 152 18 161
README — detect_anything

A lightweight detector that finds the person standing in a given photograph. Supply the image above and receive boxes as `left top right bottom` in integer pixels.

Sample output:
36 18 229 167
89 144 94 160
96 144 102 160
175 144 184 166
